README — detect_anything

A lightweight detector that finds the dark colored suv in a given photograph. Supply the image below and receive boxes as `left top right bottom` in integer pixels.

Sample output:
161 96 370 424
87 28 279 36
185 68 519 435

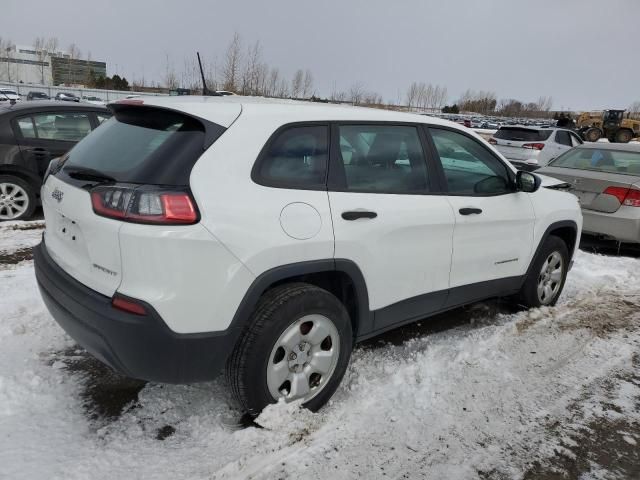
0 101 111 220
27 91 50 101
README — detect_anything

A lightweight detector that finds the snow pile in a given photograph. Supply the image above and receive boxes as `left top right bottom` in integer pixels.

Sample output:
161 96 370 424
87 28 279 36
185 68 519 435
0 232 638 479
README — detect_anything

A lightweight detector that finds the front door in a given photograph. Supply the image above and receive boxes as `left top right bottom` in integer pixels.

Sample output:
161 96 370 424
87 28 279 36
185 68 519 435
427 127 536 291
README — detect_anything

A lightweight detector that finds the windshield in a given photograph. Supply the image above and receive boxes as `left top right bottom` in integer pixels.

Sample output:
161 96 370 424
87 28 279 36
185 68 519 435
1 90 17 95
61 107 210 186
550 148 640 176
494 127 553 142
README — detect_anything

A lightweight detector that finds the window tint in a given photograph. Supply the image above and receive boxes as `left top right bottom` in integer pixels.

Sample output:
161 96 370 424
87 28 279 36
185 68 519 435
337 125 429 193
555 130 572 147
494 127 552 142
430 128 512 195
257 125 328 187
62 107 207 186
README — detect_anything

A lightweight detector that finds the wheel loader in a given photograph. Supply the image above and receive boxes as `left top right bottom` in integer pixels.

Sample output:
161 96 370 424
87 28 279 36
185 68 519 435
576 109 640 143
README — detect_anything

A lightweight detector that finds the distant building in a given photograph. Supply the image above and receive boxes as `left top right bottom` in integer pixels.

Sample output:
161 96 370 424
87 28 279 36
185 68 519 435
0 44 107 86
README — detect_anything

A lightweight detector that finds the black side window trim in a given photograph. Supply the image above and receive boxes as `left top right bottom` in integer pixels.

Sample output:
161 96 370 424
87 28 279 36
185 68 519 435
423 124 517 197
327 121 439 195
251 121 331 191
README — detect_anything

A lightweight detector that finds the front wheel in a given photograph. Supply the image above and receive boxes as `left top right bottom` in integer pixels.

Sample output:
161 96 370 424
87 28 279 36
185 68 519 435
226 283 353 416
518 236 569 308
584 127 602 142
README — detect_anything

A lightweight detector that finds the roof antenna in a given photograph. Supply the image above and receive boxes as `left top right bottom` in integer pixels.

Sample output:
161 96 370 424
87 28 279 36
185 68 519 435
197 52 220 96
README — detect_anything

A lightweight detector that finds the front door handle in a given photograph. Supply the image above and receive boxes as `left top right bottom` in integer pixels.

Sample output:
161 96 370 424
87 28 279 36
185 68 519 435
342 210 377 221
459 207 482 215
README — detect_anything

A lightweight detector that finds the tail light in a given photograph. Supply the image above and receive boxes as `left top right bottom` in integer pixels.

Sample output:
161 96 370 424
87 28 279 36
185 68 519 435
488 138 497 145
603 186 640 207
91 185 198 224
522 143 545 150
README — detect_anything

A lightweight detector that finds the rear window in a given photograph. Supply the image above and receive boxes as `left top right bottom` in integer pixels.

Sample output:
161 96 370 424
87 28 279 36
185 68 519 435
494 127 553 142
62 107 213 185
550 148 640 175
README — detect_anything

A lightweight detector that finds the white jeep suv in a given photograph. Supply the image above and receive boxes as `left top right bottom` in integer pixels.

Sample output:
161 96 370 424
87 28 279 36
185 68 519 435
34 97 582 415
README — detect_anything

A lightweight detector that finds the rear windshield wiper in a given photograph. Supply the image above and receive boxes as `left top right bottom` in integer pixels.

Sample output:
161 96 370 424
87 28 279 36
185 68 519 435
64 166 116 184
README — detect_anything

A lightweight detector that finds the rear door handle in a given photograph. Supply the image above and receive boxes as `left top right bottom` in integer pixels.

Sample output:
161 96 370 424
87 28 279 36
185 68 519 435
459 207 482 215
31 147 50 156
342 210 377 221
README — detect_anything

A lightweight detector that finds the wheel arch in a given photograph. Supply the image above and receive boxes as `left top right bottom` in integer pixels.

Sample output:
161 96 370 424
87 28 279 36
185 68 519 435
228 259 372 342
527 220 578 278
0 166 41 194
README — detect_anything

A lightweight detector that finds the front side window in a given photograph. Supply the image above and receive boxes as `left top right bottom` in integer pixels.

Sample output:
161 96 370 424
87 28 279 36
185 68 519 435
255 125 328 188
336 124 429 193
16 116 36 139
430 128 512 195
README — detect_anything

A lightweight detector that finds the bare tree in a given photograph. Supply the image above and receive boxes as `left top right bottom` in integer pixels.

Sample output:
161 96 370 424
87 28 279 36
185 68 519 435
164 53 178 89
348 82 365 105
221 32 242 93
33 37 48 84
67 43 81 84
0 38 16 82
302 69 314 98
629 101 640 119
330 81 347 102
291 69 304 98
240 40 263 95
47 37 59 57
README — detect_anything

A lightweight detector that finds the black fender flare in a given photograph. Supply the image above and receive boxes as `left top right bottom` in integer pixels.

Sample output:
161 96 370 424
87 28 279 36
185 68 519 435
524 220 579 280
227 258 372 341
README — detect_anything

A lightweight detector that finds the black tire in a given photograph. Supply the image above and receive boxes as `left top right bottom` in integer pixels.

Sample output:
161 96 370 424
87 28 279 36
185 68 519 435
0 175 36 221
518 235 569 308
614 129 633 143
584 127 602 142
226 283 353 416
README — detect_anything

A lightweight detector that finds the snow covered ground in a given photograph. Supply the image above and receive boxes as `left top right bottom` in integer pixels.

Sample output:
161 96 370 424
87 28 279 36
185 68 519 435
0 221 639 479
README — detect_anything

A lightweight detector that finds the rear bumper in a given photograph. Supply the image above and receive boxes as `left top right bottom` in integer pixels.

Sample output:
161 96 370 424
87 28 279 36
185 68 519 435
34 240 240 383
582 207 640 244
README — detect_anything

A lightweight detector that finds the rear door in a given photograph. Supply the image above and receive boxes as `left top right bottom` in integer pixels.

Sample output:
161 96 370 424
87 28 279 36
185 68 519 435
14 110 93 178
327 123 455 329
427 127 536 289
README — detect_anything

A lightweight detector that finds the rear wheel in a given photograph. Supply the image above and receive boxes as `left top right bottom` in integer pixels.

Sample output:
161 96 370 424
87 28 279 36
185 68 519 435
614 129 633 143
518 235 569 308
584 127 602 142
226 283 353 416
0 175 36 221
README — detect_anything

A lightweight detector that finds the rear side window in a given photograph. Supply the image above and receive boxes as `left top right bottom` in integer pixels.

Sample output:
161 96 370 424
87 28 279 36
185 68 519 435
551 148 640 175
255 125 328 188
16 112 92 141
555 130 572 147
62 107 210 186
494 127 553 142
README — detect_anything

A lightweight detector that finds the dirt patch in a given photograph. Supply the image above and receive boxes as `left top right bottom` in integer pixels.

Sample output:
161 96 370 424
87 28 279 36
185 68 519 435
0 247 33 265
517 291 640 337
524 355 640 479
9 221 45 231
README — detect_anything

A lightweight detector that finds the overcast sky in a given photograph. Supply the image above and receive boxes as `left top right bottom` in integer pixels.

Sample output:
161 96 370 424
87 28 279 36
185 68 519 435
2 0 638 110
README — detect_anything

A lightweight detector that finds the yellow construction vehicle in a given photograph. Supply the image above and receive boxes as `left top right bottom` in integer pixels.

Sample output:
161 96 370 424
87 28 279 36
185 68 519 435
576 109 640 143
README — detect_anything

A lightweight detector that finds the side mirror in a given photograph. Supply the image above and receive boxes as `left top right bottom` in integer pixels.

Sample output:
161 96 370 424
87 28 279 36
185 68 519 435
516 170 541 193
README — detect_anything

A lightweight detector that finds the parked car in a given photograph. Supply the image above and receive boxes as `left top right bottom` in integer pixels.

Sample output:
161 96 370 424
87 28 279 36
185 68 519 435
0 101 111 220
54 92 80 102
27 91 50 101
488 126 583 171
537 143 640 245
82 96 105 106
34 97 582 415
0 89 21 103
